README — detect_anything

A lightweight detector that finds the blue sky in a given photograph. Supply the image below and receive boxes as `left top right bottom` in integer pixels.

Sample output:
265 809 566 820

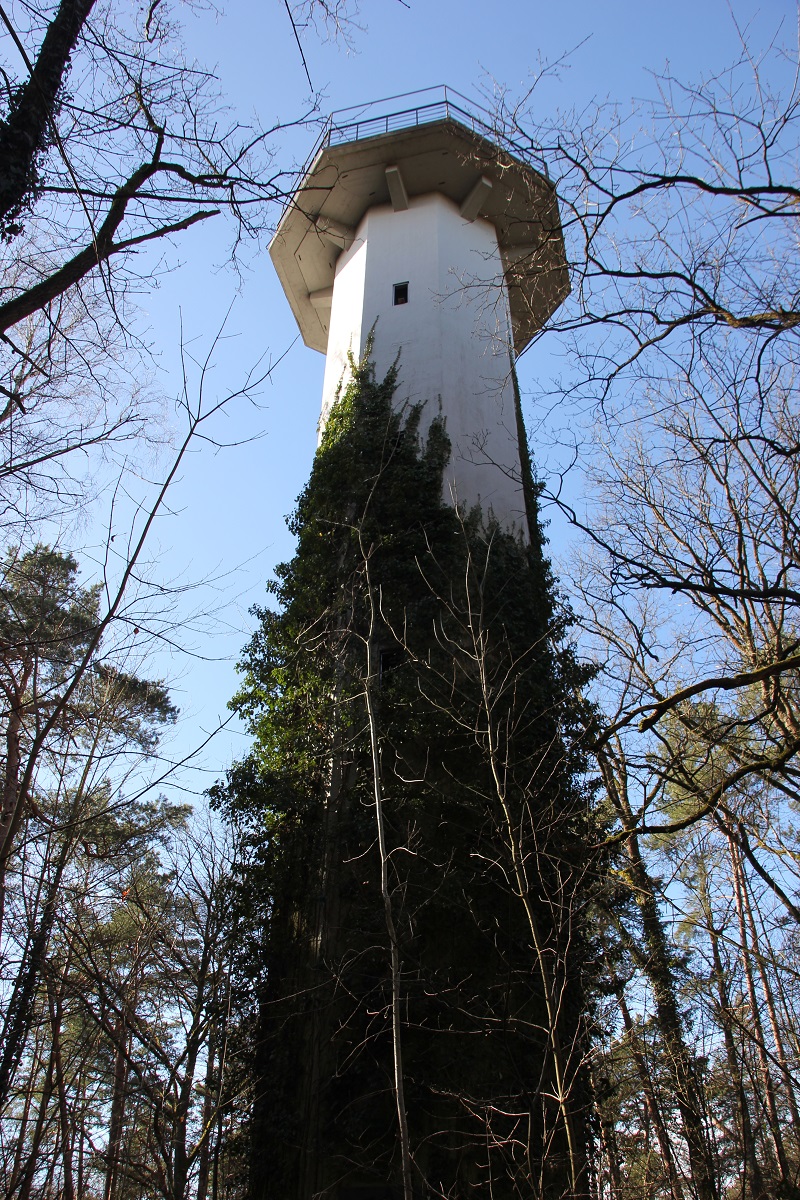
123 0 796 792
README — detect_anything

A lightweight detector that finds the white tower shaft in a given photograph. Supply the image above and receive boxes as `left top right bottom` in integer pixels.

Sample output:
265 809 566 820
321 193 528 534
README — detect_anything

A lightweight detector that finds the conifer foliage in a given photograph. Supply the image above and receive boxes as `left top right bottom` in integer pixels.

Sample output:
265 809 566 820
219 357 604 1200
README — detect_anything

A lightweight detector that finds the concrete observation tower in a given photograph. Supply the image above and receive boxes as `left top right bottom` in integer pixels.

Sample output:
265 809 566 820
261 91 580 1200
270 87 569 536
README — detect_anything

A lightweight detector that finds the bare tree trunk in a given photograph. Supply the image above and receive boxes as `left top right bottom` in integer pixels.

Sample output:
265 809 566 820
616 985 686 1200
195 1030 216 1200
0 731 105 1113
47 971 75 1200
295 723 344 1200
77 1091 86 1200
210 978 232 1200
739 862 800 1135
590 1059 623 1200
6 1034 48 1197
0 695 25 940
467 570 585 1196
173 941 212 1200
728 835 793 1192
599 746 718 1200
700 874 766 1200
5 1040 38 1190
211 1105 223 1200
0 0 97 232
363 594 414 1200
0 807 76 1111
15 1045 56 1200
103 1012 129 1200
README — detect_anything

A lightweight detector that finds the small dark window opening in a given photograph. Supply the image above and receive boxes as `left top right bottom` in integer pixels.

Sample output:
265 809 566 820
393 281 409 306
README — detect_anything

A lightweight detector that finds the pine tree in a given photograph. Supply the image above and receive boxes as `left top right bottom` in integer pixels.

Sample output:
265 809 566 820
217 357 603 1200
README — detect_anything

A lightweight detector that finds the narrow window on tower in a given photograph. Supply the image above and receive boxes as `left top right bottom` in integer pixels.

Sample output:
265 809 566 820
393 281 409 306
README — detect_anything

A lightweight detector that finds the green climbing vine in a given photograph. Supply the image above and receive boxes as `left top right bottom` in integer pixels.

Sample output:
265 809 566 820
213 352 607 1200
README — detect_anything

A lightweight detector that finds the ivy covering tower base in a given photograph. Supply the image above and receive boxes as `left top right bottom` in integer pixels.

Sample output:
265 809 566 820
216 358 602 1200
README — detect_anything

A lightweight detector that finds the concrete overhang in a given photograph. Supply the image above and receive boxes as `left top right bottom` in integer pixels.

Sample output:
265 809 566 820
269 119 570 356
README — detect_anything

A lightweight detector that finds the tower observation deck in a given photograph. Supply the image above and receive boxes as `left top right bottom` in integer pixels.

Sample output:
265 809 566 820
269 87 569 536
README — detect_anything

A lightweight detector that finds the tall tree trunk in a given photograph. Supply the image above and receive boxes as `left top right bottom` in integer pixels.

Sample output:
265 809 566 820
15 1045 56 1200
364 611 413 1200
738 859 800 1134
211 1105 223 1200
210 984 231 1200
47 971 75 1200
475 615 586 1196
0 812 74 1110
195 1028 217 1200
591 1058 623 1200
0 695 24 940
0 0 97 232
6 1034 47 1197
173 938 212 1200
77 1086 86 1200
103 1012 129 1200
616 984 686 1200
0 748 100 1112
599 746 718 1200
6 1041 37 1190
728 835 795 1196
699 874 766 1200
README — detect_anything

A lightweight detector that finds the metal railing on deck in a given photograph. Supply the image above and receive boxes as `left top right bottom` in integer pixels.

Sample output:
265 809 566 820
294 86 547 183
326 86 495 146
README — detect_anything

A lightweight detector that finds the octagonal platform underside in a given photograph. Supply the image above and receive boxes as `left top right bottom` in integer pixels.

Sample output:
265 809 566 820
269 119 570 355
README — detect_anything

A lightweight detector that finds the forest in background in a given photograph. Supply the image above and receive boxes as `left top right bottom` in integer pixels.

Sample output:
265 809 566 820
0 2 799 1198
